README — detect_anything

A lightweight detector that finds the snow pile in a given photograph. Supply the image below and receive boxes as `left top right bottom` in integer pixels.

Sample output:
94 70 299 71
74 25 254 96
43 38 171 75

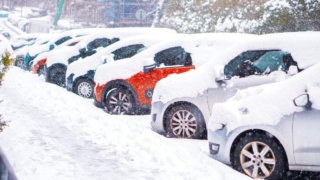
47 28 176 67
66 33 178 80
152 32 320 104
0 67 250 180
94 33 254 85
208 62 320 133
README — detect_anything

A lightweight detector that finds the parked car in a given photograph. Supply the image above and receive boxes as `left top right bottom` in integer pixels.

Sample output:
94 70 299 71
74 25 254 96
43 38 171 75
207 61 320 180
17 28 108 71
0 10 9 18
32 36 86 76
45 28 176 87
66 33 177 98
93 33 254 115
150 31 320 139
10 33 48 50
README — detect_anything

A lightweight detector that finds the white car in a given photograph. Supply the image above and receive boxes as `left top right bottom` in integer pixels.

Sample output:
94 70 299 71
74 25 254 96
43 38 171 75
207 61 320 179
150 32 320 139
66 33 177 98
10 33 48 50
45 28 176 87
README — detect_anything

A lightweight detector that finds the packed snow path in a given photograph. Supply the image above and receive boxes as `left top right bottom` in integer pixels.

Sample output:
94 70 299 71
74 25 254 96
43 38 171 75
0 67 250 180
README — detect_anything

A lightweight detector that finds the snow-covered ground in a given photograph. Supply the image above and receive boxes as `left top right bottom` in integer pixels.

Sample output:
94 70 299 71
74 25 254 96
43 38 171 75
0 67 250 180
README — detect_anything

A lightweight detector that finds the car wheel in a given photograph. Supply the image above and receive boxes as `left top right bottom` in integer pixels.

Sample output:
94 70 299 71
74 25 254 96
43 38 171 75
37 65 45 76
232 132 288 180
75 78 94 98
15 58 24 69
165 104 206 139
48 66 66 87
105 86 135 115
28 60 33 71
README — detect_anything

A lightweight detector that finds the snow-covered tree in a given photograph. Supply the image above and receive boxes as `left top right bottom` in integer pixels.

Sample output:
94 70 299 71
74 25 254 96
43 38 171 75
0 50 16 132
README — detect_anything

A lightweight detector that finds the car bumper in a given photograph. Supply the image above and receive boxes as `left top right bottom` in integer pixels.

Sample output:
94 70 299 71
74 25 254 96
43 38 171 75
150 101 166 134
208 128 231 165
93 93 103 108
66 74 74 92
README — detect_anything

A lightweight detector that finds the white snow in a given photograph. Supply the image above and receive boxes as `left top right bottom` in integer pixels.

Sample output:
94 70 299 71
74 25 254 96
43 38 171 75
0 67 250 180
46 28 176 68
66 33 178 80
152 32 320 104
208 62 320 133
94 33 255 85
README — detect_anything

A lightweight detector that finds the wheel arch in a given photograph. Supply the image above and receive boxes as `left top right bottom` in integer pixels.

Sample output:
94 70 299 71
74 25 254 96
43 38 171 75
100 80 139 107
46 63 67 82
229 128 289 166
162 101 206 135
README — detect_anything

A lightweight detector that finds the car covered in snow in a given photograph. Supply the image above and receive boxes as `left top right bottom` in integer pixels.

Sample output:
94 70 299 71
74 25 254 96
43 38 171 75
10 33 48 50
66 33 177 98
93 33 254 115
0 147 18 180
207 61 320 180
45 28 175 87
32 36 86 76
17 28 107 71
150 31 320 139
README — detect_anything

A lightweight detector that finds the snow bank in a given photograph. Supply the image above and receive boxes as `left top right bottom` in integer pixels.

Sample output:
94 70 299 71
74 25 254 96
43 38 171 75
66 33 178 80
208 62 320 134
152 32 320 104
94 33 255 85
0 67 250 180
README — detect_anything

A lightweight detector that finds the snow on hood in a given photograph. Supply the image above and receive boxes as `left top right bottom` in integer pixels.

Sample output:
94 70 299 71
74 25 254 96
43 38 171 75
94 33 255 85
47 28 176 67
208 62 320 134
152 31 320 104
66 33 178 79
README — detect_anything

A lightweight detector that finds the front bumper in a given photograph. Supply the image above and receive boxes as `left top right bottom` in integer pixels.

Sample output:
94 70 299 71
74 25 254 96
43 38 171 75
66 74 74 92
93 93 103 108
208 128 231 165
150 101 166 134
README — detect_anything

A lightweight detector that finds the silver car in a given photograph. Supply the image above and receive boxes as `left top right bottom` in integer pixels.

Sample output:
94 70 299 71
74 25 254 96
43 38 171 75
207 93 320 180
151 32 320 139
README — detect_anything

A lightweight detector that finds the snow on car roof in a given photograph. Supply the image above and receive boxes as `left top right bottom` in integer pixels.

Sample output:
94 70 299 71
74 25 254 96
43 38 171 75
10 33 48 43
46 28 176 67
94 33 255 85
152 31 320 104
66 33 178 79
208 62 320 134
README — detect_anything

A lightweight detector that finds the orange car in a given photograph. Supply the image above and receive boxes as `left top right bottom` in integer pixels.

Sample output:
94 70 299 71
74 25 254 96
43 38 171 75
93 33 253 115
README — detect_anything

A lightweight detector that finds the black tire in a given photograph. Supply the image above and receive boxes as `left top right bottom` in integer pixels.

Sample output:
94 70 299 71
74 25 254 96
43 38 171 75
15 58 24 69
232 132 288 180
37 65 45 76
165 104 206 139
48 66 66 87
74 78 94 98
104 86 135 115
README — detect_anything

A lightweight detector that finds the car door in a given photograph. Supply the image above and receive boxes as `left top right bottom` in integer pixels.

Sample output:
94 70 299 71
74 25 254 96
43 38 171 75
207 50 297 113
293 108 320 165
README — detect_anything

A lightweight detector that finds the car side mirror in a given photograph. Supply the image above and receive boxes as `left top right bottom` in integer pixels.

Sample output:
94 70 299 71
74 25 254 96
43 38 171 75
214 65 225 82
143 63 156 73
288 65 298 76
293 94 312 109
49 44 55 50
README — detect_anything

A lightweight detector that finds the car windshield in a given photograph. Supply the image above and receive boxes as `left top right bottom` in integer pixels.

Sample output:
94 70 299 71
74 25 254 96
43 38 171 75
154 46 192 67
112 44 145 60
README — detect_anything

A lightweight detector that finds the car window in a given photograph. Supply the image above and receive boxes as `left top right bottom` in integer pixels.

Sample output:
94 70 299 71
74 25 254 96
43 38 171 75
55 36 72 45
87 38 111 50
112 44 145 60
224 50 298 79
154 46 192 67
68 42 79 46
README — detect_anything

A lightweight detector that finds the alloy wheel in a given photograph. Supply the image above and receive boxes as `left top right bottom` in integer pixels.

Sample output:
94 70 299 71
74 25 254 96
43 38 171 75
77 81 93 98
109 91 132 115
240 141 276 179
170 110 197 138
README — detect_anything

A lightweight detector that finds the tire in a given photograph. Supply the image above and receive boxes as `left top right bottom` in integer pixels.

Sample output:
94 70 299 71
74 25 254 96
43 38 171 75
15 58 24 69
104 86 135 115
48 66 66 87
232 132 288 180
74 78 94 98
37 65 45 76
165 104 206 139
28 60 33 71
